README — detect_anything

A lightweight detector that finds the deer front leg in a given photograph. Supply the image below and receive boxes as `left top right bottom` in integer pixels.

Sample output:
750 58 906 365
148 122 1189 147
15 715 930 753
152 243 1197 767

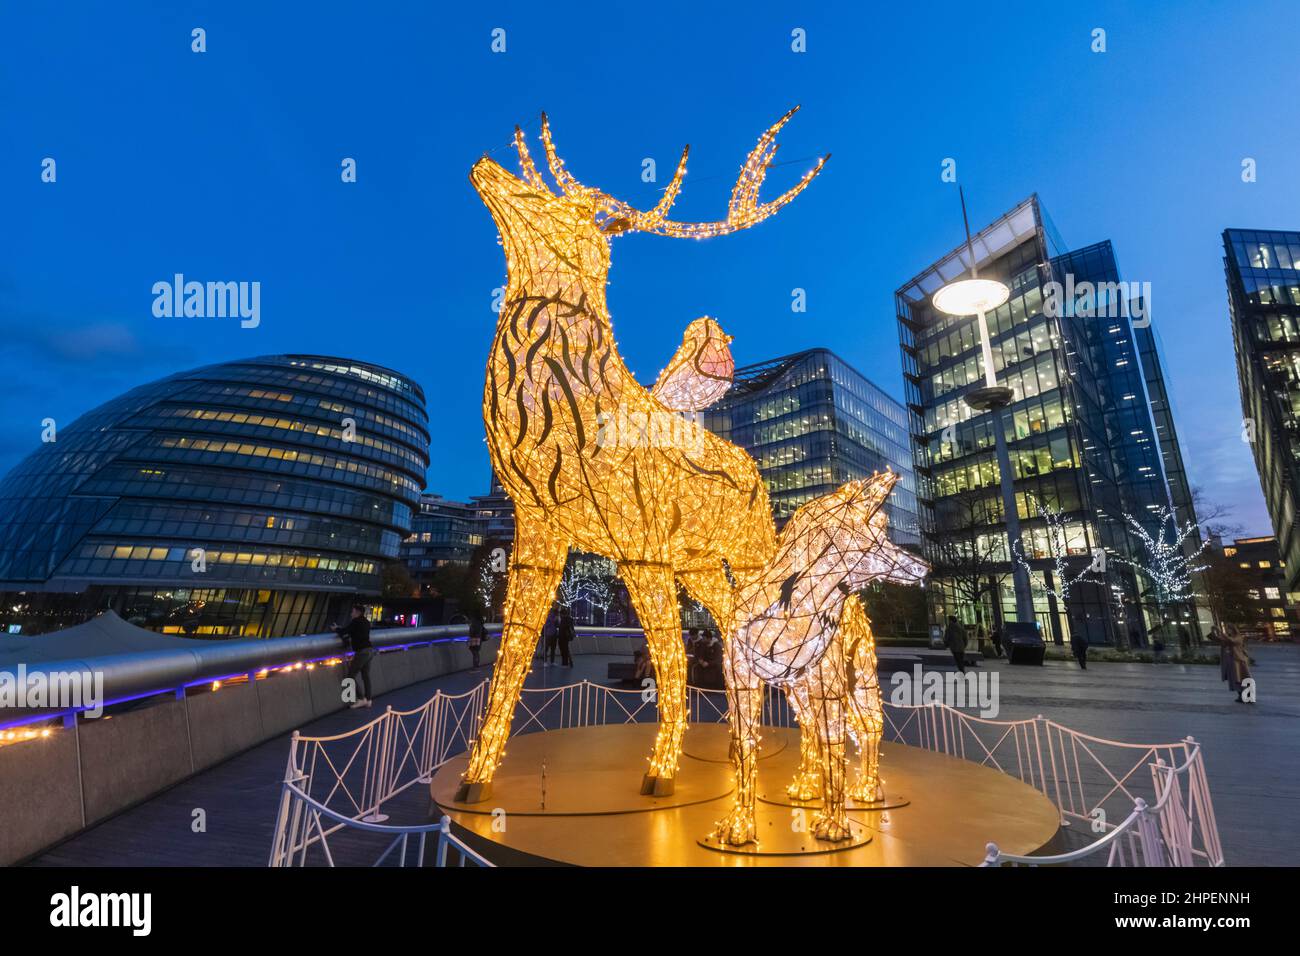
847 681 885 803
620 561 688 793
713 637 763 845
809 640 852 842
454 517 567 802
783 685 823 801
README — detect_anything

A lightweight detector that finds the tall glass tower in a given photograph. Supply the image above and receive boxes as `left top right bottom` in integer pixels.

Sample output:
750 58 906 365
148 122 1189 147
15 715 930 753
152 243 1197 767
1224 228 1300 597
898 196 1201 646
702 348 920 547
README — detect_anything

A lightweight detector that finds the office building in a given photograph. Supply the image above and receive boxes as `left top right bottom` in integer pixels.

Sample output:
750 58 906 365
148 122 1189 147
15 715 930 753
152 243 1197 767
898 196 1201 645
0 355 429 637
1224 228 1300 597
1215 535 1297 641
400 493 483 588
703 348 920 547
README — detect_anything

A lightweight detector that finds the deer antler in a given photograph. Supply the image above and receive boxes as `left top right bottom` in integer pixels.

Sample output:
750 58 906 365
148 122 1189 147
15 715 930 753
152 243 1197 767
512 125 548 191
540 112 587 196
529 107 827 237
634 106 828 238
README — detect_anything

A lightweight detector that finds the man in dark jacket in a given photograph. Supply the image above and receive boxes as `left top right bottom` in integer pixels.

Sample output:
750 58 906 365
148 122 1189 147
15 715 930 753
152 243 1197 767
557 607 576 666
543 613 559 664
334 604 374 708
1070 626 1089 670
944 616 967 673
467 611 486 668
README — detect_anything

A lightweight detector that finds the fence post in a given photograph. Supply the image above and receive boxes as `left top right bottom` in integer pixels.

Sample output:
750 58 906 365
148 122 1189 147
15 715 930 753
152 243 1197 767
362 709 393 823
1132 797 1166 866
420 692 441 782
435 814 452 868
1182 736 1224 866
268 731 303 867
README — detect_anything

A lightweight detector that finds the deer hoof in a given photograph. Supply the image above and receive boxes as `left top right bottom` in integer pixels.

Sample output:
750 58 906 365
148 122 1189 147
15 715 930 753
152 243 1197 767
786 771 822 801
849 778 884 804
813 811 853 842
455 780 493 804
640 773 675 797
713 807 757 846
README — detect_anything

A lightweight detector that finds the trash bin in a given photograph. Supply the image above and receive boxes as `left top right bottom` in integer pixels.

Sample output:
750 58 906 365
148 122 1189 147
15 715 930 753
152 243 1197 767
1003 621 1045 665
929 624 945 650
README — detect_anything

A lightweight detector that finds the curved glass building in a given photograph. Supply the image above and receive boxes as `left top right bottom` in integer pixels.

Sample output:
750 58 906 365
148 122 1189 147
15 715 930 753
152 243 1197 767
0 355 429 637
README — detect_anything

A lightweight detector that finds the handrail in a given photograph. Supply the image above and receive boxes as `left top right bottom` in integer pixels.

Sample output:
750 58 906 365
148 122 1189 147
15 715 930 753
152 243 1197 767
1 622 660 731
983 799 1151 866
272 780 493 867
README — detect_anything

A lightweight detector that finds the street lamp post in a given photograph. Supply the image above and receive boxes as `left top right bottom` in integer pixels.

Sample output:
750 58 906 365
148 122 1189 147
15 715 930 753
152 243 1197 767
932 189 1038 627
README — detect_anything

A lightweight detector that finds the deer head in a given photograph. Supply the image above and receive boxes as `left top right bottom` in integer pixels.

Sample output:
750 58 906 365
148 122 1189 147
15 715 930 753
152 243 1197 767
735 471 929 684
470 106 829 284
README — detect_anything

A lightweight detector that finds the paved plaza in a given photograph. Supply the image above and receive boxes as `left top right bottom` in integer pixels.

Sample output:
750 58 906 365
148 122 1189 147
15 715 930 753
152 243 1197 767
946 642 1300 866
28 642 1298 867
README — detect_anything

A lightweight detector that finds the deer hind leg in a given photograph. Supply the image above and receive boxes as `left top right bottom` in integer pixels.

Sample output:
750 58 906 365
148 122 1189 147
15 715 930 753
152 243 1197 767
844 598 885 803
455 517 567 802
808 637 852 842
784 685 823 801
678 564 765 846
620 561 688 794
712 634 763 846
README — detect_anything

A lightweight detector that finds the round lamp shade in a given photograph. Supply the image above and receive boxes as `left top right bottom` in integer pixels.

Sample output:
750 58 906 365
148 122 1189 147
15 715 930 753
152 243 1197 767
932 278 1010 316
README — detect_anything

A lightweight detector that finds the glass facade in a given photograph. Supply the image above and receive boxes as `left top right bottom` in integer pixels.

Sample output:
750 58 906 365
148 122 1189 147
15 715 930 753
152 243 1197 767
400 494 483 586
899 196 1201 645
1224 228 1300 598
0 355 429 637
702 349 920 547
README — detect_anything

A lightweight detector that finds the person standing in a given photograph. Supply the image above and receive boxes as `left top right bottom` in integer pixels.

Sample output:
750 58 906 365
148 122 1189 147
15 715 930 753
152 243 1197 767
944 616 967 673
557 606 576 666
333 604 374 708
1215 624 1254 703
1070 627 1089 670
543 612 559 664
467 611 486 668
989 625 1004 659
1177 623 1192 657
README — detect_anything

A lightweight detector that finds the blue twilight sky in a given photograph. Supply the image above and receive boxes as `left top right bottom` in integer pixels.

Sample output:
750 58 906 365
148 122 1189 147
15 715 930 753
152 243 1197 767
2 1 1297 536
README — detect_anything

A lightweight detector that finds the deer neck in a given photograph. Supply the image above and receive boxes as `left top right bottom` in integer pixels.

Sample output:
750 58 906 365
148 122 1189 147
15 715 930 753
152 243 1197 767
486 251 630 463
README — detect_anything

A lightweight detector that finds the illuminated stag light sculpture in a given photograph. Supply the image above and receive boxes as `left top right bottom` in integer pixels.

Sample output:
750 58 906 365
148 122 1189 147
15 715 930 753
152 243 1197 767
456 109 827 801
716 472 929 844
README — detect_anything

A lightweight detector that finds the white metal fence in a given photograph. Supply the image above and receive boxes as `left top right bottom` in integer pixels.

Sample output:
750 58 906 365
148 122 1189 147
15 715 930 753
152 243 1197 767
268 678 1221 867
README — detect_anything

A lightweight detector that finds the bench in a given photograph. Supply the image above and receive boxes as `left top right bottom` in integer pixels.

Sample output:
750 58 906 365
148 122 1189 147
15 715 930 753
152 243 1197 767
607 662 638 682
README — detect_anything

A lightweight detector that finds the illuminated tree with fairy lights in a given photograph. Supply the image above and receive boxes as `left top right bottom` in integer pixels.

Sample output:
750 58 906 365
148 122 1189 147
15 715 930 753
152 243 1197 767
1115 506 1208 609
1012 496 1104 604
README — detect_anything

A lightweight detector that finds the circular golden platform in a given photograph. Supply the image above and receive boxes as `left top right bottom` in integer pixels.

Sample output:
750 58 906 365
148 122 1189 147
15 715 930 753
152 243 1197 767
432 723 1060 866
757 788 911 812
